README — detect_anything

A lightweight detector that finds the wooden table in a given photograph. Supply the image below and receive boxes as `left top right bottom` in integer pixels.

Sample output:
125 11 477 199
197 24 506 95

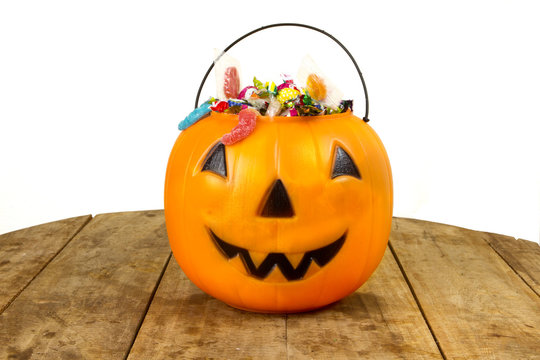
1 210 539 359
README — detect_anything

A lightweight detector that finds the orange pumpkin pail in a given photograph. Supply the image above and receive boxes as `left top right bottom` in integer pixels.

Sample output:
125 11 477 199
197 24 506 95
164 24 393 313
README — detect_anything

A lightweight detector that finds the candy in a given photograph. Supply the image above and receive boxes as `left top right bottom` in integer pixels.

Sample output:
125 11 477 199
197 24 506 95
214 51 241 100
222 108 258 145
297 55 343 108
267 81 278 96
228 99 245 108
238 86 257 99
302 92 313 106
306 73 327 101
280 73 294 84
253 77 265 90
191 69 352 126
277 87 300 104
266 98 282 118
326 107 343 115
178 102 211 130
224 66 240 99
225 105 242 114
276 82 291 92
256 90 270 99
340 100 353 112
246 98 269 113
210 101 229 113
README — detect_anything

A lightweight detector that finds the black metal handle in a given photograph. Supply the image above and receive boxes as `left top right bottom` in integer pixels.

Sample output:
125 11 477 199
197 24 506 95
194 23 370 122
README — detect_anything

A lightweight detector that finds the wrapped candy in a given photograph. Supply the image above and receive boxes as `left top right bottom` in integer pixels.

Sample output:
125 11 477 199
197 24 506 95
238 86 257 99
266 97 282 118
225 105 243 114
246 98 269 114
214 50 241 100
181 54 355 140
297 55 343 109
280 73 294 84
253 77 265 90
267 81 278 96
224 67 240 99
228 99 246 108
306 74 327 101
277 87 300 104
210 101 229 113
340 100 353 112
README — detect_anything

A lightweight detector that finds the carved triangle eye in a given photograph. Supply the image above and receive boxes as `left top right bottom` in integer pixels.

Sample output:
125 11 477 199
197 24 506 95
202 142 227 178
331 146 361 179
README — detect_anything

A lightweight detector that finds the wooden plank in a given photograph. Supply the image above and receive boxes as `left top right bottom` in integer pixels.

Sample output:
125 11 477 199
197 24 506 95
0 215 92 313
484 233 540 297
127 259 288 359
390 218 540 360
0 210 171 360
287 246 443 359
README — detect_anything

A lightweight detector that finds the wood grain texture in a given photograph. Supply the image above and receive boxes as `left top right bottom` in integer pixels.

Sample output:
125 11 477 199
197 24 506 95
484 233 540 297
287 247 443 360
0 210 171 360
127 259 288 360
390 218 540 360
0 215 92 314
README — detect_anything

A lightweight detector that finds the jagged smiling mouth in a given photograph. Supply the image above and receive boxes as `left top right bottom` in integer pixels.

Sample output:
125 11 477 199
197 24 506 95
209 230 346 281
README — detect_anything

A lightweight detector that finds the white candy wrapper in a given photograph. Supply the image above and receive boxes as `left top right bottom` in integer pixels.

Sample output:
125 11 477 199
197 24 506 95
297 55 343 109
266 97 282 118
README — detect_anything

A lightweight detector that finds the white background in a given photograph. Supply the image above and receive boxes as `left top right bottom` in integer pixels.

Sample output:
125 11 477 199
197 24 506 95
1 0 539 243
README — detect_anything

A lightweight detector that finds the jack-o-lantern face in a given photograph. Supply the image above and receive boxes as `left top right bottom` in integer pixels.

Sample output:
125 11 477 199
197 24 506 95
165 111 392 313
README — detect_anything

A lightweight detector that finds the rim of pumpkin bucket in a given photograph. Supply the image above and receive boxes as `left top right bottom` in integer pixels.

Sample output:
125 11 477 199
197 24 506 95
208 109 354 123
195 23 370 123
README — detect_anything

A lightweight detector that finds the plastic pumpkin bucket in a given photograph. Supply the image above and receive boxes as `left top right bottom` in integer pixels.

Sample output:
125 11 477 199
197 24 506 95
165 24 393 313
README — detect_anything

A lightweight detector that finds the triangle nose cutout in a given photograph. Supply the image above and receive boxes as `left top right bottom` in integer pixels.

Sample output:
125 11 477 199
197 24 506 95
260 179 294 218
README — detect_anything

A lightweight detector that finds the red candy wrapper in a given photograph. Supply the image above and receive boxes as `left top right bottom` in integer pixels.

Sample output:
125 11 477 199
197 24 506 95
222 108 258 145
210 100 229 112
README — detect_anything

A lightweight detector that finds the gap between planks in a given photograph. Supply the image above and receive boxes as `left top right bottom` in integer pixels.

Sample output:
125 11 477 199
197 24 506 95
126 221 442 359
390 217 540 359
0 215 93 315
483 235 540 298
123 252 173 360
397 216 540 299
0 210 173 359
388 240 447 360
